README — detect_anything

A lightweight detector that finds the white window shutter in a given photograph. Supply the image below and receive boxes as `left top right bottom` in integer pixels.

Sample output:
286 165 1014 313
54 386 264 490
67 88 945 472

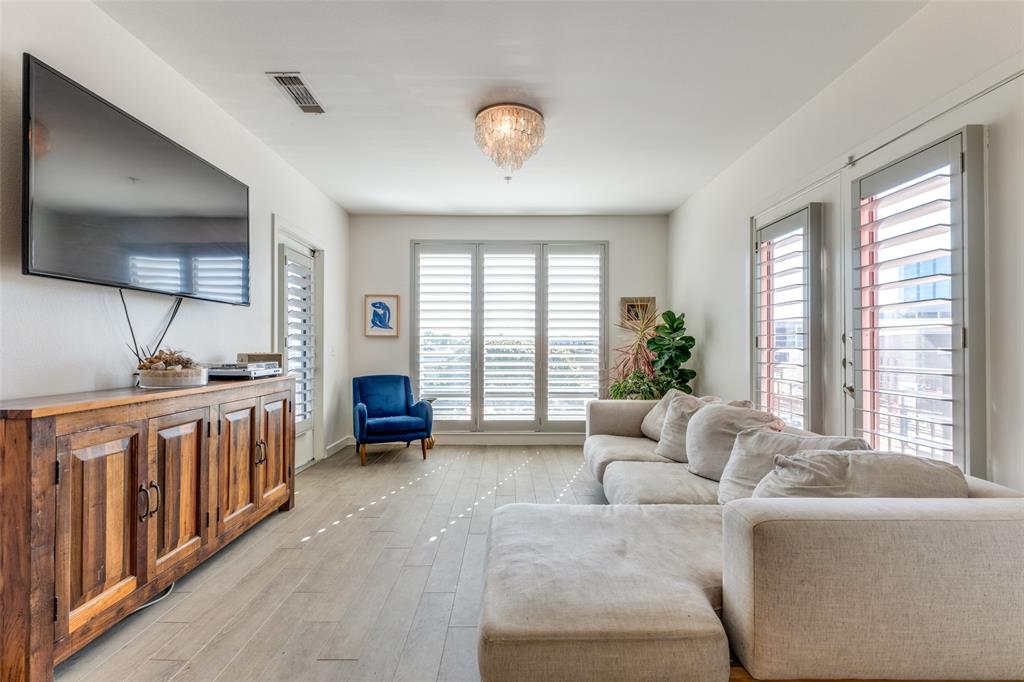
853 136 963 465
546 246 602 421
483 248 537 422
753 205 821 431
417 249 474 422
283 252 315 425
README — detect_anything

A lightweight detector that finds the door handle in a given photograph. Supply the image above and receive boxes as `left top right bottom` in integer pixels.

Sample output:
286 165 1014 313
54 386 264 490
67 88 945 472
255 440 266 465
138 484 151 523
148 480 161 517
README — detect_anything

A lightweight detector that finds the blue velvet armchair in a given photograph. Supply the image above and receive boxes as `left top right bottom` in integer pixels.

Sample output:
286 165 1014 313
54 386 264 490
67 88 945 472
352 375 433 466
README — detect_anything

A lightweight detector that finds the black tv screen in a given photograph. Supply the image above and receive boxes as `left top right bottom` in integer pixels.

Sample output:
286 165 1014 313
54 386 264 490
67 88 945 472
22 55 250 305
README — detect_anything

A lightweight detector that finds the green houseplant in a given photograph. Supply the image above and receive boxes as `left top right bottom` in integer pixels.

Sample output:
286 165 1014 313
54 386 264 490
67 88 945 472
608 308 698 398
646 310 697 394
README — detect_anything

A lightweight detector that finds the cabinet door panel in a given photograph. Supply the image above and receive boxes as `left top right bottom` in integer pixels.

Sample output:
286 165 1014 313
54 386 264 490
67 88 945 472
148 409 208 577
258 391 291 509
55 423 146 638
218 398 258 536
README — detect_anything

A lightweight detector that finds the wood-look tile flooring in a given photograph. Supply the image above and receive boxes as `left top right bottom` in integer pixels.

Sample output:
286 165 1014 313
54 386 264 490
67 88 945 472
56 444 603 682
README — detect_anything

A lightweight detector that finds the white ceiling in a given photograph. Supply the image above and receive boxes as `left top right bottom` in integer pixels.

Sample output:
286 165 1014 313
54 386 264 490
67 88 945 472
97 1 923 215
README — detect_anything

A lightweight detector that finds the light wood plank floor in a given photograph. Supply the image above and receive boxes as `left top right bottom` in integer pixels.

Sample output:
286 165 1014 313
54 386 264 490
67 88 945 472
56 444 603 682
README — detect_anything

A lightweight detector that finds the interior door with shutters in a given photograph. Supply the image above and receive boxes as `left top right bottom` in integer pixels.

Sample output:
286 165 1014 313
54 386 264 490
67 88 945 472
216 398 258 537
279 244 317 469
54 422 147 639
257 391 291 509
146 408 209 579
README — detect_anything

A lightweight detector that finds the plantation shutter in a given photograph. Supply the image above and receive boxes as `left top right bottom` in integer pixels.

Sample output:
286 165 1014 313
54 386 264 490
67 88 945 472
852 136 965 465
752 205 821 431
192 256 248 304
546 244 604 422
482 246 538 424
416 245 474 423
282 248 315 429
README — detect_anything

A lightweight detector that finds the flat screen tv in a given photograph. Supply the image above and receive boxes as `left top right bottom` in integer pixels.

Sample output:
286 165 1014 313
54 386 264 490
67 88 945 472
22 54 250 305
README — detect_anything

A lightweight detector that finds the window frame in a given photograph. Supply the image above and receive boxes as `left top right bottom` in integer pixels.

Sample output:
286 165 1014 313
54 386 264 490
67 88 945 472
410 239 608 433
749 203 824 433
847 126 985 474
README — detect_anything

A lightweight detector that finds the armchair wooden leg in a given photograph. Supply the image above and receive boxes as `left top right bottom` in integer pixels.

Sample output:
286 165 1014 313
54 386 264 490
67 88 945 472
406 441 411 448
360 443 367 466
421 439 428 460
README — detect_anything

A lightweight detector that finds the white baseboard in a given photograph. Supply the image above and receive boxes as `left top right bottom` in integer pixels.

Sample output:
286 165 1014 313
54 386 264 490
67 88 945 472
325 435 356 457
429 432 585 446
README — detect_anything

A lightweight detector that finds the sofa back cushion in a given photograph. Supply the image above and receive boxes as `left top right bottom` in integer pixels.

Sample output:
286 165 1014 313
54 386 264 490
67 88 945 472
685 404 782 481
639 389 684 441
655 395 752 463
752 450 969 499
718 430 871 504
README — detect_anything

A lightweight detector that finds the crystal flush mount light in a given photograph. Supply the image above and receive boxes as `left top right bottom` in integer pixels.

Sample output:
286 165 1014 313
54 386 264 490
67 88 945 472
474 103 545 181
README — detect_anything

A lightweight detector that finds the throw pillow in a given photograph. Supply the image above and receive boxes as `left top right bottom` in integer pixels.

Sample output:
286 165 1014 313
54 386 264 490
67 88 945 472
655 396 754 463
717 429 871 504
752 450 969 499
685 404 783 481
640 389 683 441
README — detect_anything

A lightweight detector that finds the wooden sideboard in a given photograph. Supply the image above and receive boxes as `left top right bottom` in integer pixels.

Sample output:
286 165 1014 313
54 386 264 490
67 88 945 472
0 377 295 681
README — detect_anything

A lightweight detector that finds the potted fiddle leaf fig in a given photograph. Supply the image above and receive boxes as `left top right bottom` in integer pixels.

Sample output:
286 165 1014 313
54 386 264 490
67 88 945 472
646 310 697 395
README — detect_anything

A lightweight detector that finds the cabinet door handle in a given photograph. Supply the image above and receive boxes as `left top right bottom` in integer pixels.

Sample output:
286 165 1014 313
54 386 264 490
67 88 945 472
138 484 151 523
148 480 161 517
255 440 266 465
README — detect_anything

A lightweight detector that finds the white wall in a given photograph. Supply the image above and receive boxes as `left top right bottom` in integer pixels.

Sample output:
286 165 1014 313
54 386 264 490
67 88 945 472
0 1 351 449
667 1 1024 487
348 214 669 411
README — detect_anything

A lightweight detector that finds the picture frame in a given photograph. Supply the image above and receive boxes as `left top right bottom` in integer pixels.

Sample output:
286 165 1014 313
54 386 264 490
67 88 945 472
364 294 400 337
620 296 656 323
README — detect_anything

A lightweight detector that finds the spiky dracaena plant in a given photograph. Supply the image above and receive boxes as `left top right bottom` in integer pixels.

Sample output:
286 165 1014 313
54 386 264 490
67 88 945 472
611 305 660 381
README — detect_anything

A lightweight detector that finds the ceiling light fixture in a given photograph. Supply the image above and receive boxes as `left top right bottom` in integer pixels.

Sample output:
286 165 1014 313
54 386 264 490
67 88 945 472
474 103 545 182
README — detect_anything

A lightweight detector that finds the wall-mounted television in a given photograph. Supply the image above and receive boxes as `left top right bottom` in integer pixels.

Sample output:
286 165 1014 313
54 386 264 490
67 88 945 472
22 54 251 305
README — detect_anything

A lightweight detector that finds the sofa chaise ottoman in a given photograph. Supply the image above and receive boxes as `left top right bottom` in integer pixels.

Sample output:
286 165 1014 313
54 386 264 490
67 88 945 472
478 503 729 682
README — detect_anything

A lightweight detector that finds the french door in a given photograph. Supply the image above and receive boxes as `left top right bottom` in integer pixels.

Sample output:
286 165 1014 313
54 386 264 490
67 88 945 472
851 133 970 467
413 241 605 432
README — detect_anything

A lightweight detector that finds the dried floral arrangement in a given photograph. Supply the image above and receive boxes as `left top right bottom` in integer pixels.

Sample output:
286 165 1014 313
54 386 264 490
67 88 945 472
138 349 198 372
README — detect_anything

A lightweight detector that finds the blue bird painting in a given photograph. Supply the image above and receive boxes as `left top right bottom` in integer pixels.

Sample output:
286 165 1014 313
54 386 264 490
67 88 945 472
370 301 393 330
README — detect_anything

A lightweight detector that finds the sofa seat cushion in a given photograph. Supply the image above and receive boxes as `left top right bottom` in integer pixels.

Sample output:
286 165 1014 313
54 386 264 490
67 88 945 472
584 435 672 483
365 415 425 435
479 503 729 682
603 462 720 505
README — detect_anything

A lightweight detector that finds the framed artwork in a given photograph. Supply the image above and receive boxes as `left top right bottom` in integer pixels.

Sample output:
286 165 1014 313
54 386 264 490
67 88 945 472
620 296 656 323
364 294 400 337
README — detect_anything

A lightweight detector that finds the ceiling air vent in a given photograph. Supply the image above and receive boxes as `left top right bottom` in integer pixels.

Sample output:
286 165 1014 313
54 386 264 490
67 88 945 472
267 72 324 114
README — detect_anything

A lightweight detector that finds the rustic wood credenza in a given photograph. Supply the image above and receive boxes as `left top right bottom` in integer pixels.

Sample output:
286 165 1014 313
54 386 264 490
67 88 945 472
0 377 295 681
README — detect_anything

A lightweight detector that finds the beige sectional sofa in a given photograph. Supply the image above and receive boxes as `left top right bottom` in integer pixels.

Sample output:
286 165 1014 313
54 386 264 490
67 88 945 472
478 399 1024 681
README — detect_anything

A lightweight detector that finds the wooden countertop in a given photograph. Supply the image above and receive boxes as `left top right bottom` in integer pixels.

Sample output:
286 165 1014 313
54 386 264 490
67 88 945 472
0 376 294 419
